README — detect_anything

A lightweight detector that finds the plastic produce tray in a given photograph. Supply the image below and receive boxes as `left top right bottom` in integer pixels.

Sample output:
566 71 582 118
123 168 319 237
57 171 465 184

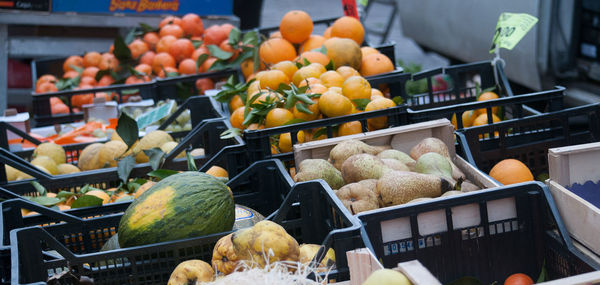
8 161 360 284
357 182 600 283
456 103 600 178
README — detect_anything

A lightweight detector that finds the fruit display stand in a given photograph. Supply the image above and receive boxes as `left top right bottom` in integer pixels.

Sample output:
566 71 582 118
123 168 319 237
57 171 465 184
456 103 600 179
356 182 600 283
293 119 500 191
0 118 242 188
407 86 565 129
547 142 600 258
7 162 361 284
0 159 293 284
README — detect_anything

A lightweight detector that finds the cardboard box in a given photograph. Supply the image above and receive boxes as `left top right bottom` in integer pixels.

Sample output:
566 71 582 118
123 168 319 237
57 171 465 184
548 142 600 256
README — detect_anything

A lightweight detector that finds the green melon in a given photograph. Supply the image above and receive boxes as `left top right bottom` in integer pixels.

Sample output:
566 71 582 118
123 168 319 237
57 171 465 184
117 171 235 248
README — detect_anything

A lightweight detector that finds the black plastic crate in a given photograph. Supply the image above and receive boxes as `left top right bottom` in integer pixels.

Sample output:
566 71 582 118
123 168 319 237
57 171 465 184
357 182 600 284
456 103 600 178
8 167 360 284
0 159 294 284
408 87 565 129
0 118 243 188
406 60 517 110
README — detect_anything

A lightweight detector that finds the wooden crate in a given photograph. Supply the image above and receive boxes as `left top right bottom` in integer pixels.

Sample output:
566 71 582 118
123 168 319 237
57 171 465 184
293 119 499 190
548 142 600 256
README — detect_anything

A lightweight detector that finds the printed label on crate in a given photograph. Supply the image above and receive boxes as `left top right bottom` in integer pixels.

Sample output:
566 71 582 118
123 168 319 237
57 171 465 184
490 13 538 53
136 101 174 130
341 0 359 19
0 0 50 11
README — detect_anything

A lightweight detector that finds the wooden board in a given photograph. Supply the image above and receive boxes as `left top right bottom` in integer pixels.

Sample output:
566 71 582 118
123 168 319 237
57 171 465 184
538 270 600 284
293 118 499 190
548 180 600 256
548 142 600 186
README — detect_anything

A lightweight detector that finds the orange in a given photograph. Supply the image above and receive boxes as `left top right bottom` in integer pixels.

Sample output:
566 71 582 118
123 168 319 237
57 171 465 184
278 131 306 153
272 60 298 80
338 121 363 136
471 113 501 127
259 38 297 65
292 98 320 121
229 95 244 112
265 108 294 128
451 110 477 129
139 51 156 66
270 31 282 38
50 97 63 105
360 53 394 77
97 75 115 86
475 91 501 116
134 63 152 76
63 56 83 73
178 58 198 75
342 75 371 100
156 35 177 53
169 38 195 62
247 80 261 97
504 273 534 285
143 32 160 50
201 57 217 72
309 62 326 74
128 39 149 60
256 69 289 90
360 46 380 58
489 159 534 185
85 190 111 204
292 66 322 86
297 51 330 66
323 26 332 38
157 67 178 78
71 93 93 108
36 74 57 89
319 70 345 88
280 10 313 44
160 24 184 38
219 39 240 60
82 66 99 78
51 103 69 115
241 59 255 79
221 24 235 37
63 70 78 79
251 91 282 104
370 88 384 100
336 66 361 80
98 53 119 71
307 83 328 94
191 46 210 62
203 25 228 45
298 77 322 87
365 97 396 130
324 37 362 70
195 78 214 94
79 76 97 87
331 16 365 45
83 52 102 68
206 166 228 178
159 16 182 28
181 13 204 37
328 86 342 94
126 74 151 84
300 35 326 53
36 82 58 93
246 123 264 130
318 90 352 117
152 52 176 74
230 106 247 129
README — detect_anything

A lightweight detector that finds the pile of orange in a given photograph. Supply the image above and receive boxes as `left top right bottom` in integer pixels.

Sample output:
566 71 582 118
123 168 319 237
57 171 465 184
240 11 395 82
229 61 397 154
35 13 227 114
